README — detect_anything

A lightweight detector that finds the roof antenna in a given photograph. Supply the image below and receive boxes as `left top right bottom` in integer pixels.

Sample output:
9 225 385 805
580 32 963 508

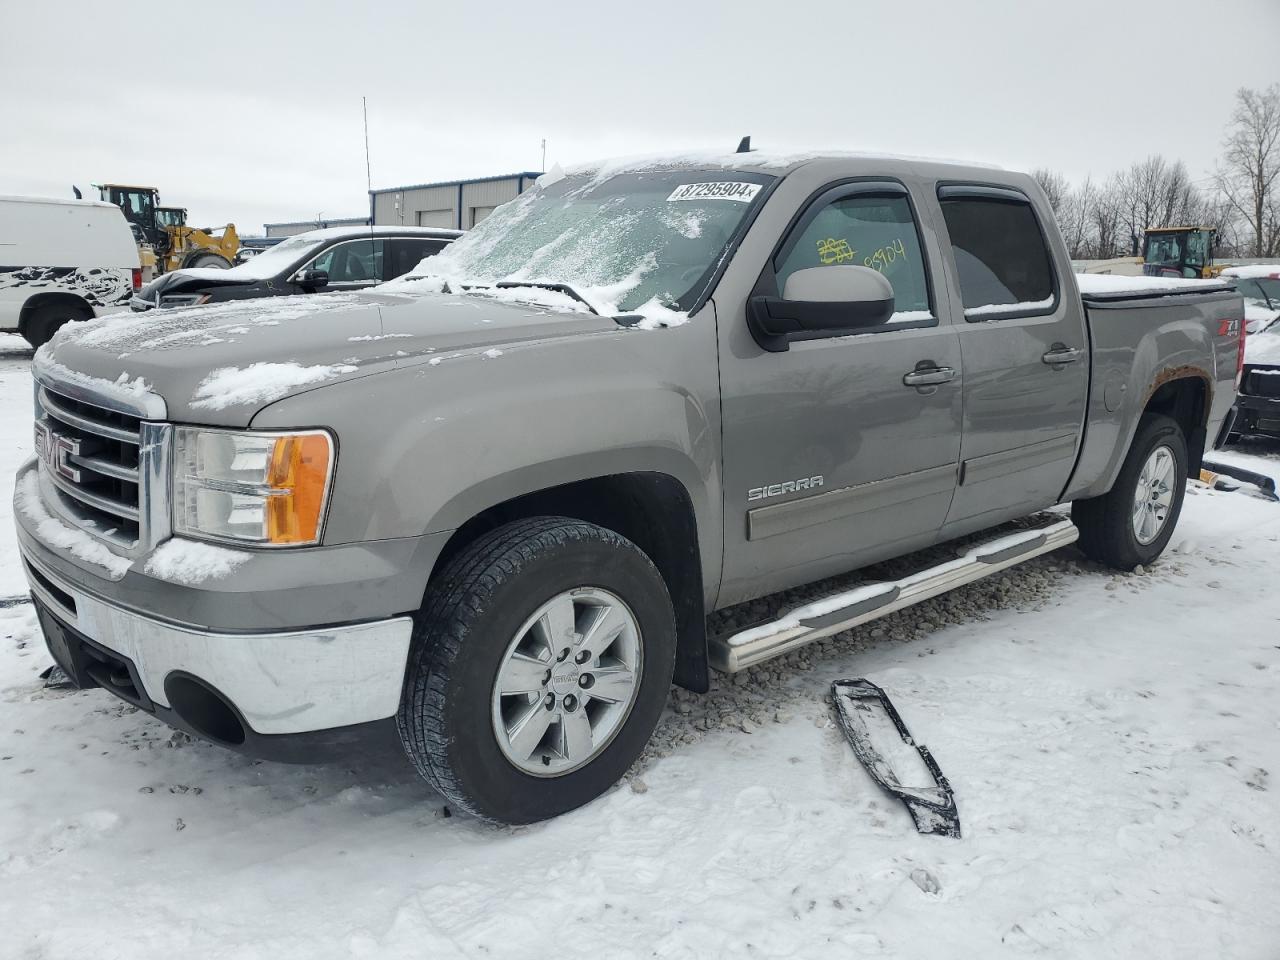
736 136 752 154
72 185 82 200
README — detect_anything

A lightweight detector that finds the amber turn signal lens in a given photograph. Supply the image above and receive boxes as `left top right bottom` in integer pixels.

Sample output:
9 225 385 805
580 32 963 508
265 433 332 544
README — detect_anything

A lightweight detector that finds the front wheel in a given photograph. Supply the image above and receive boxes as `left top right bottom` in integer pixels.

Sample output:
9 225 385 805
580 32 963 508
397 517 676 823
1072 413 1188 570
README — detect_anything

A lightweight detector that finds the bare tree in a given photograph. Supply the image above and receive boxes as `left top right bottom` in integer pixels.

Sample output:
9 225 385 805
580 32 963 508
1215 84 1280 258
1032 168 1070 216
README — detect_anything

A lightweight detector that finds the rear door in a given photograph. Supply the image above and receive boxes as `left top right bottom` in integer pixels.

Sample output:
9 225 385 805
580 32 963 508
716 178 964 607
932 184 1088 536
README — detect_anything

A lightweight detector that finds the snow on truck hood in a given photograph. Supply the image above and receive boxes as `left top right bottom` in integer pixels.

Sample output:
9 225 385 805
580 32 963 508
38 289 613 427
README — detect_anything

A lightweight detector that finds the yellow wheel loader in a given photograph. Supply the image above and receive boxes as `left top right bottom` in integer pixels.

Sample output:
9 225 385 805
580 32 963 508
96 184 239 275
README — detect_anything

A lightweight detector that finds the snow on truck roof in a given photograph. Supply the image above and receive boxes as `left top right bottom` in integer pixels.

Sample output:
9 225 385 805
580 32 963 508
548 149 1005 184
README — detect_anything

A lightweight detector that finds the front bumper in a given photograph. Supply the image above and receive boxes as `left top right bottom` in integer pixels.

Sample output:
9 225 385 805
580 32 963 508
22 545 413 738
1232 393 1280 439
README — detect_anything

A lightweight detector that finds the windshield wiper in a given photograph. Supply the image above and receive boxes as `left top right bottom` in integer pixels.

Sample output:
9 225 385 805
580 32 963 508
494 280 600 315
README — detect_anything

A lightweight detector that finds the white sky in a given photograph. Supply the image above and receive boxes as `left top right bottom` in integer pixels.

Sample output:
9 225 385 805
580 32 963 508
2 0 1277 234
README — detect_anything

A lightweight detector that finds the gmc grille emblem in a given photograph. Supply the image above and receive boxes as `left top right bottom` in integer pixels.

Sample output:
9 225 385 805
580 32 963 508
33 421 82 483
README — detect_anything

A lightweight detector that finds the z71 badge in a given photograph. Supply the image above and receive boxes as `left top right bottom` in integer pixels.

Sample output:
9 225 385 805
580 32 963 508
748 476 823 502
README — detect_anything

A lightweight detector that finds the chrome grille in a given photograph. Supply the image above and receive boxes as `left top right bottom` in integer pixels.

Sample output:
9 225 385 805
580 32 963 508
36 385 144 547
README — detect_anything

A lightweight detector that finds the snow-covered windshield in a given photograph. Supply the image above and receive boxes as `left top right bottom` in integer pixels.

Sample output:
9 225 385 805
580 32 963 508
215 234 327 280
391 168 774 315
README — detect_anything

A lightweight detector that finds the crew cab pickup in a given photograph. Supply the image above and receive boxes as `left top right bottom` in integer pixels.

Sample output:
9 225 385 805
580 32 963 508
14 152 1245 823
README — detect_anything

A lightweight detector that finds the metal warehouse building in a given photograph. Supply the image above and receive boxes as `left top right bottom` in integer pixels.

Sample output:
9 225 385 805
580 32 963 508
370 172 542 230
263 216 371 238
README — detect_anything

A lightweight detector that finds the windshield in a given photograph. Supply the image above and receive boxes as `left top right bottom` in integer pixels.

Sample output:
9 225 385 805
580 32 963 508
395 168 774 314
1143 232 1185 266
1255 277 1280 309
210 233 328 280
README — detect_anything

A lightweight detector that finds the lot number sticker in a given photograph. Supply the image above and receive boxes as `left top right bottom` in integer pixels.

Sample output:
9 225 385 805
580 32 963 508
667 182 761 203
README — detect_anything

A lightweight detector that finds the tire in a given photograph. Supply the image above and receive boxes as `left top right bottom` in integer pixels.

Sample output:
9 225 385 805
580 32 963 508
1072 414 1188 570
22 301 91 348
397 516 676 823
185 253 231 269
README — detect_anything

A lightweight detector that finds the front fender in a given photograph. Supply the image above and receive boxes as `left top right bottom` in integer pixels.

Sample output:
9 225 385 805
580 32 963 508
252 318 724 596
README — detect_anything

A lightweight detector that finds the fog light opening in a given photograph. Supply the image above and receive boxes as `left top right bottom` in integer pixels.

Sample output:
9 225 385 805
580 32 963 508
164 673 247 746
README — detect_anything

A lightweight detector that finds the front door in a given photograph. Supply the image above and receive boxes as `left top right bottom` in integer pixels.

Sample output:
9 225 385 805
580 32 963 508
717 180 964 607
298 238 385 293
932 185 1088 536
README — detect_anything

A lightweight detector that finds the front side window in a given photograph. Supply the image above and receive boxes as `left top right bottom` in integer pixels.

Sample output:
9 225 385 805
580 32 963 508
308 239 383 284
774 193 931 317
940 196 1055 318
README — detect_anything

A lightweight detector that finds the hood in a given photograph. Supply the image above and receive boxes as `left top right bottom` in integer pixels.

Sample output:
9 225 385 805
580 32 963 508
139 268 257 299
1245 327 1280 367
38 289 614 427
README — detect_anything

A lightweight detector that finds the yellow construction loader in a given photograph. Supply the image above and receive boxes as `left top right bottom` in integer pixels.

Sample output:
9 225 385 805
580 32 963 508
1141 226 1222 280
95 184 239 275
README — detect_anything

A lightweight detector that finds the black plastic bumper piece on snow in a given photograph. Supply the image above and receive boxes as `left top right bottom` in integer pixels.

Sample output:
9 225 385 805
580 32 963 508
1201 458 1279 502
831 678 961 838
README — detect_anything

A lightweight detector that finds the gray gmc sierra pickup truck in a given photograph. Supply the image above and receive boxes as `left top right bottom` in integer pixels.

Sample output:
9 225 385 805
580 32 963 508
14 152 1246 823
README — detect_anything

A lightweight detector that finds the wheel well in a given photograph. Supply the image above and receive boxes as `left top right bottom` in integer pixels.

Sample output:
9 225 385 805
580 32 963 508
19 293 92 335
433 473 709 693
1144 374 1208 477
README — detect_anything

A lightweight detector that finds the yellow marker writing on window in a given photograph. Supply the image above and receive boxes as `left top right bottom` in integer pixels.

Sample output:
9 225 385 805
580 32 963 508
817 238 856 265
864 237 908 272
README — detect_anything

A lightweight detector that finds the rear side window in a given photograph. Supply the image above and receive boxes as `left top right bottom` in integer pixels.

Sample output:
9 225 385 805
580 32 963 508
385 238 449 280
939 197 1055 319
774 193 931 318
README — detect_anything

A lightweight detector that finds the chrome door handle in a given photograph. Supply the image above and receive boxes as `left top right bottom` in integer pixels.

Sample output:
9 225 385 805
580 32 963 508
1042 346 1083 365
902 366 956 387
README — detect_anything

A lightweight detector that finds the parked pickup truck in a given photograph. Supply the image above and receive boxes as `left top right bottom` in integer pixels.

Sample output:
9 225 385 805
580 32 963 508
14 152 1245 823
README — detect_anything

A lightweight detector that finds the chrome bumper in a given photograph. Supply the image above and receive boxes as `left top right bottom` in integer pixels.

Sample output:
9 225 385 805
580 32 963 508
21 547 412 735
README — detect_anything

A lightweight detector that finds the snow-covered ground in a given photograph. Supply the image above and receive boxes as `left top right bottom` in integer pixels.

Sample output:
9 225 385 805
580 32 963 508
2 330 1279 958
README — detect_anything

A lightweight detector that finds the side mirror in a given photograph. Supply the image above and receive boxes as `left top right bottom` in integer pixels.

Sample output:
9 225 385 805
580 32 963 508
747 265 894 352
295 268 329 290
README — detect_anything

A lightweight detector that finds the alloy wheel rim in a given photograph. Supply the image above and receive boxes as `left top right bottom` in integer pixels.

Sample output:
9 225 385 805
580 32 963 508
491 587 643 777
1132 444 1176 545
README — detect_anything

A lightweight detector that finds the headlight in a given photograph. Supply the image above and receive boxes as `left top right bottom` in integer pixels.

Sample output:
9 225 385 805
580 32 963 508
173 427 335 546
160 293 211 308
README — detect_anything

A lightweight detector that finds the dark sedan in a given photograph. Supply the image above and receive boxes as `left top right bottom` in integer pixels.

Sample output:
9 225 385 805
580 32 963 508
131 225 460 311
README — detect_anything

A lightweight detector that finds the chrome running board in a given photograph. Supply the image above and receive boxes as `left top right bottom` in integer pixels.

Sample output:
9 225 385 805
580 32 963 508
709 518 1079 673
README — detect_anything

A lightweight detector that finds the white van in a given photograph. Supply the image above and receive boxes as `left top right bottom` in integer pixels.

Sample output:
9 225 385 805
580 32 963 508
0 195 140 347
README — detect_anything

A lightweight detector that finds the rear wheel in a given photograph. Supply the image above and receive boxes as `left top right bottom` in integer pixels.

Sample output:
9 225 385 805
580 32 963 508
1072 413 1188 570
397 517 676 823
22 301 91 348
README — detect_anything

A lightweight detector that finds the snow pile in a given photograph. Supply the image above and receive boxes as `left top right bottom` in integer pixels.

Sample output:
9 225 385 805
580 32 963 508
144 538 250 586
3 472 1280 956
1221 264 1280 279
190 361 359 410
12 471 132 578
